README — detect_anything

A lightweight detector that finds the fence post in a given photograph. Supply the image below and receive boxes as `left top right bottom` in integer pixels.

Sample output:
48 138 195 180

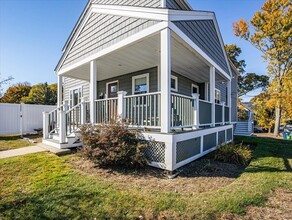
43 112 49 139
192 93 200 129
117 91 127 119
59 101 68 144
80 98 86 125
222 101 225 126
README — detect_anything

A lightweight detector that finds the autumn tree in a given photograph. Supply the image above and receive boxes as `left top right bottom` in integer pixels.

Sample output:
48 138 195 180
251 92 275 133
21 83 57 105
0 74 13 96
233 0 292 136
0 83 31 103
225 44 269 97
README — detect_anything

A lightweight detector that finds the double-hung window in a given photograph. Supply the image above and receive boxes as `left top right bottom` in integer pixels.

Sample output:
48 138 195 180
132 73 149 95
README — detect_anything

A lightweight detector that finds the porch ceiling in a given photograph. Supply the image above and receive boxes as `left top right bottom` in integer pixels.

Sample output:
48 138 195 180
62 32 214 83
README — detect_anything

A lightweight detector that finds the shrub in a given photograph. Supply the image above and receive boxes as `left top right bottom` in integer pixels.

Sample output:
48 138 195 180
214 142 252 166
78 121 147 168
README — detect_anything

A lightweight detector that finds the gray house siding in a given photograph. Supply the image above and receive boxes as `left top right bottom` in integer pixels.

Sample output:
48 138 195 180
171 71 200 97
231 70 238 122
91 0 161 7
166 0 182 10
97 67 158 97
215 82 227 103
173 20 229 74
63 77 90 102
60 13 159 70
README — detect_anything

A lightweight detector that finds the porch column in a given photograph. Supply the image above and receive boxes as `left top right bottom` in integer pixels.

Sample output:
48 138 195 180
57 75 63 128
160 28 171 133
210 66 215 127
90 60 97 124
227 79 232 123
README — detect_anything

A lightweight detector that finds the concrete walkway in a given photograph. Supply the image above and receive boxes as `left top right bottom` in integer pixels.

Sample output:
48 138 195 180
0 146 47 159
0 143 72 159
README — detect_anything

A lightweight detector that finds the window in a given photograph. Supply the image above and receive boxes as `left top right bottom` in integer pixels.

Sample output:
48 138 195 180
69 87 82 107
171 75 178 92
106 81 119 98
132 73 149 95
215 89 221 104
191 84 199 94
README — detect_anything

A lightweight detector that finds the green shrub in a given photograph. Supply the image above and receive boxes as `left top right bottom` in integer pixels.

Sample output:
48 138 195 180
214 142 252 166
78 121 147 168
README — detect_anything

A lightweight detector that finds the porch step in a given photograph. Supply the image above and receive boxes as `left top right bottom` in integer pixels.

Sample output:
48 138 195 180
37 143 72 156
42 138 83 149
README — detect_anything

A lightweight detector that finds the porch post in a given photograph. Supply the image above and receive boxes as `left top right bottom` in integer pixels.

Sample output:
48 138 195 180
222 101 225 125
117 91 127 119
80 97 86 125
90 60 97 124
57 75 63 107
59 101 68 144
160 28 171 133
227 79 232 123
57 75 63 128
192 93 200 129
210 66 215 127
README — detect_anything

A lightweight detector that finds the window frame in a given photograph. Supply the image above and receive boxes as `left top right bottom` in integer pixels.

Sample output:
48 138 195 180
171 75 178 92
69 86 83 107
215 88 221 104
191 83 199 95
132 73 149 95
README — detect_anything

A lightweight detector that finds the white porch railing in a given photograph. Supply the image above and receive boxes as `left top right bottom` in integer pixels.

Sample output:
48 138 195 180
171 93 194 129
95 97 118 124
124 92 161 128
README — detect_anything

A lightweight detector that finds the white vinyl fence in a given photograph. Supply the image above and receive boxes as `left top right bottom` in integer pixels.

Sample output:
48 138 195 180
0 103 56 135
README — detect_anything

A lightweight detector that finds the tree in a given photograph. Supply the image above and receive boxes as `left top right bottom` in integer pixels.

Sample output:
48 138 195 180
233 0 292 136
0 83 31 103
225 44 269 97
21 83 57 105
251 92 275 133
0 74 13 97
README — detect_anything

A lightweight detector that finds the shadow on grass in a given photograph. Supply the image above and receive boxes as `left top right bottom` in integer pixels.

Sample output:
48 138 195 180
0 135 21 141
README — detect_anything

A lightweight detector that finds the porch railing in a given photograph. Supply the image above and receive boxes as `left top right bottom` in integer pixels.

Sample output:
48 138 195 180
199 100 212 126
124 92 161 128
65 102 82 136
95 97 118 123
48 108 58 135
171 93 194 129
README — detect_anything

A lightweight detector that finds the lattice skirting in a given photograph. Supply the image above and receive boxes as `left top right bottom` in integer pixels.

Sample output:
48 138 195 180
143 141 165 164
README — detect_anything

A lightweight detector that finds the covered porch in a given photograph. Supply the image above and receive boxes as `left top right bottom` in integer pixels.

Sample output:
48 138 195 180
51 28 231 136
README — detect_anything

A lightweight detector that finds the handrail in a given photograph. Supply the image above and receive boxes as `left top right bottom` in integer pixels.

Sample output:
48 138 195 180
215 102 225 107
125 91 161 98
171 92 193 100
199 99 212 104
65 102 82 114
95 97 118 102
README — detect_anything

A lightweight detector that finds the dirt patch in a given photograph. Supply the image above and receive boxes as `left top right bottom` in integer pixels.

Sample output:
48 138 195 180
67 156 245 194
217 189 292 220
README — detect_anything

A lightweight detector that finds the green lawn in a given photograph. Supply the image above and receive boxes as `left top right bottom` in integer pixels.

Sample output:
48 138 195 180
0 136 291 219
0 135 33 151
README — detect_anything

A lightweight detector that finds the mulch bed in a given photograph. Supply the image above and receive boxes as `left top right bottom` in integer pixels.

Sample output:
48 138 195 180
68 155 246 194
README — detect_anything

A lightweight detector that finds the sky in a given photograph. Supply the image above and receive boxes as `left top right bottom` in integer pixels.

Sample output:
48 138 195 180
0 0 267 101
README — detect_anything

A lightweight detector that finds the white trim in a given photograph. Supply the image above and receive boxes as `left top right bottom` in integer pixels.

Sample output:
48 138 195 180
132 73 149 95
215 88 221 104
69 86 83 107
161 0 166 8
169 22 231 80
90 60 97 123
205 82 209 101
57 22 168 75
171 75 178 92
191 83 199 95
106 80 119 97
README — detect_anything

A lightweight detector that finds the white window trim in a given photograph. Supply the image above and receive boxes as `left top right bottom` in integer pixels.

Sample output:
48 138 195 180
171 75 178 92
132 73 149 95
69 86 83 107
191 83 199 94
215 88 221 103
106 80 119 98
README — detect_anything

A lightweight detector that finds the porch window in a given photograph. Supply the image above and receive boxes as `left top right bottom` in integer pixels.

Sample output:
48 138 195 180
191 84 199 94
132 73 149 95
69 87 82 107
171 75 178 92
215 88 221 104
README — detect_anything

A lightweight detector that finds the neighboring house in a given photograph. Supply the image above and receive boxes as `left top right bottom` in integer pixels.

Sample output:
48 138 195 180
43 0 238 171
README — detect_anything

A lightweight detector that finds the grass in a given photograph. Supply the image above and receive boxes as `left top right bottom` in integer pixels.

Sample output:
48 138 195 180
0 136 291 219
0 135 33 151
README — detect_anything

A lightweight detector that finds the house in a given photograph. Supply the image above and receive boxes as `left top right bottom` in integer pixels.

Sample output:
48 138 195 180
43 0 238 171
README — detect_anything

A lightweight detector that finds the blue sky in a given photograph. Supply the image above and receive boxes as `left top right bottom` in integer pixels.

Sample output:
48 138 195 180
0 0 267 100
